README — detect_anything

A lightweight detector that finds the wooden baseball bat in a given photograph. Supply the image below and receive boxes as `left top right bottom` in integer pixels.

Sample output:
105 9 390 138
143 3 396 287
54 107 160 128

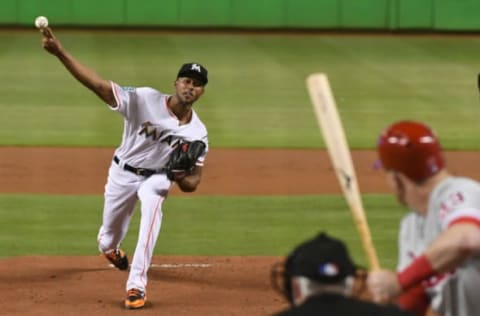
306 73 380 270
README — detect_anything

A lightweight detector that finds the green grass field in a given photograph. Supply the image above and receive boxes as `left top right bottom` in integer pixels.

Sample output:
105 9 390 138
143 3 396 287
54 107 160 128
1 29 479 269
1 30 480 148
0 194 405 268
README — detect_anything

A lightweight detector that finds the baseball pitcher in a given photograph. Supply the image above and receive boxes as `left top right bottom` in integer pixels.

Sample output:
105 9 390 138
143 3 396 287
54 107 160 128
40 27 209 309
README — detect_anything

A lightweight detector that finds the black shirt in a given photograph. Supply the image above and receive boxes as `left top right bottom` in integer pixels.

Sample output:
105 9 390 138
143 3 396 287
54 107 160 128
274 294 415 316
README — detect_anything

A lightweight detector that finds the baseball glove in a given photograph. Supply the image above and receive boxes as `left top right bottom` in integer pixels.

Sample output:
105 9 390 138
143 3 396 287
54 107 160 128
165 140 206 180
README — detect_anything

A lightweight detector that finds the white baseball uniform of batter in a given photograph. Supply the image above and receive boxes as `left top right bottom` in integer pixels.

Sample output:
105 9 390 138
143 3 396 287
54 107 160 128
97 82 208 292
397 211 443 306
397 211 426 271
400 176 480 316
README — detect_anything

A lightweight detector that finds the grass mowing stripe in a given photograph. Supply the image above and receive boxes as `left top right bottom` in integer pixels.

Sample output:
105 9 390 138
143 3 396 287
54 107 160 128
0 194 406 269
1 32 480 148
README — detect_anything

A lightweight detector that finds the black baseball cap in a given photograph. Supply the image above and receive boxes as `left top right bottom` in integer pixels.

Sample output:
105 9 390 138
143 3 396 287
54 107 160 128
289 232 357 284
177 62 208 85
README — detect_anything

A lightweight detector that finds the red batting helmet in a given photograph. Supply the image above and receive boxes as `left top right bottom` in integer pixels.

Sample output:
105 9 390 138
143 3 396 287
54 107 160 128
377 120 445 183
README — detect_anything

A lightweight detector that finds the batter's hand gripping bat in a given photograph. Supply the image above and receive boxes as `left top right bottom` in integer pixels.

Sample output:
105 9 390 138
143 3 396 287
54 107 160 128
306 73 380 270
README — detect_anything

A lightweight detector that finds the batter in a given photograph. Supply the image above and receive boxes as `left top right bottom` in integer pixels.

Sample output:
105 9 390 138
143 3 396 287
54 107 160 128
368 120 480 316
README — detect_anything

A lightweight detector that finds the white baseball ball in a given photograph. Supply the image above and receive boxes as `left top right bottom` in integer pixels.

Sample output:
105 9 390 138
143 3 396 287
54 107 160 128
34 16 49 29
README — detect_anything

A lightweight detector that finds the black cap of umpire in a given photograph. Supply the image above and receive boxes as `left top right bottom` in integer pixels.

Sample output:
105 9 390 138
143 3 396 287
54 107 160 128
177 62 208 85
289 232 357 284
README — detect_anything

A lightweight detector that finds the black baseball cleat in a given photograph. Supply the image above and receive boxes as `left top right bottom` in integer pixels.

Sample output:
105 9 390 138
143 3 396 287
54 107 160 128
104 249 129 271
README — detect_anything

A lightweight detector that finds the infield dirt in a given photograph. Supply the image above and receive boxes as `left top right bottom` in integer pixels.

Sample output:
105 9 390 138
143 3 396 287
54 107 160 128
1 147 479 315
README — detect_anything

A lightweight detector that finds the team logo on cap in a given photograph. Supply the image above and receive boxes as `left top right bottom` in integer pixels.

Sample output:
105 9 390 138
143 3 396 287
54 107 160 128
318 262 340 277
191 63 201 73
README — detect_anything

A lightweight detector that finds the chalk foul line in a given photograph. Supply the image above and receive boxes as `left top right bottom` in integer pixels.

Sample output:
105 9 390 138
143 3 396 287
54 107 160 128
108 263 213 269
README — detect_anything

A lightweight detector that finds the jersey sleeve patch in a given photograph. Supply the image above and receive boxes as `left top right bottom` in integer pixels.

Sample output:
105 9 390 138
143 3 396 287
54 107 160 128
121 86 136 92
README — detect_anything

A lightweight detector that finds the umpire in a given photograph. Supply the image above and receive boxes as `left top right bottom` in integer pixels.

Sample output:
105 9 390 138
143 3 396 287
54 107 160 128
271 232 414 316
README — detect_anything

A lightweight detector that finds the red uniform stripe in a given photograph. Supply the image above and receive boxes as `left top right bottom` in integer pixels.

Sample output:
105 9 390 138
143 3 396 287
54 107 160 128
448 216 480 228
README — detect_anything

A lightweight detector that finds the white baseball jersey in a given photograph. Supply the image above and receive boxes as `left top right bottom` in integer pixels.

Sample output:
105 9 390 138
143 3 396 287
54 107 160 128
397 211 426 271
111 82 208 168
97 82 208 293
397 211 443 307
423 176 480 316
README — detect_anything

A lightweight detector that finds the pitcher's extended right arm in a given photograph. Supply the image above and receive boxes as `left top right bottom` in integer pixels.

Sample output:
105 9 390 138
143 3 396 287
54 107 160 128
40 27 116 107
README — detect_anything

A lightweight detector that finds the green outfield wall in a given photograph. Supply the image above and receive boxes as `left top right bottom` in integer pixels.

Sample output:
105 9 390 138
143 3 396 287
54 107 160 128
2 0 480 31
